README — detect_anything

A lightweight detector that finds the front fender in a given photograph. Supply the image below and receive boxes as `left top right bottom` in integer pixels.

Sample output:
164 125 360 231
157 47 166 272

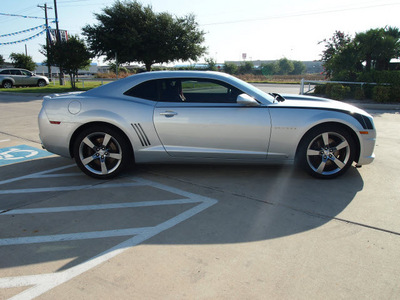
268 108 366 160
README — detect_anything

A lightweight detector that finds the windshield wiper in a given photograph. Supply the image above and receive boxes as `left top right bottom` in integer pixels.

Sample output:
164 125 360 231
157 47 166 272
269 93 286 102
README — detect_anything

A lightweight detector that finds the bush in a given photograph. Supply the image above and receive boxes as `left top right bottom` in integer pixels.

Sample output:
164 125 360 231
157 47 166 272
223 62 238 75
353 86 365 100
390 86 400 102
325 83 351 100
313 71 400 102
314 84 326 95
357 70 400 85
373 86 392 103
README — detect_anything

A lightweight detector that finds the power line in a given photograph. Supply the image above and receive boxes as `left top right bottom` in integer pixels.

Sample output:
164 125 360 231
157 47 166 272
0 12 54 20
201 2 400 26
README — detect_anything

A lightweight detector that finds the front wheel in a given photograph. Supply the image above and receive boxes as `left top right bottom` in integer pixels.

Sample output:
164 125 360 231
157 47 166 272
73 125 132 179
297 126 356 179
37 79 46 87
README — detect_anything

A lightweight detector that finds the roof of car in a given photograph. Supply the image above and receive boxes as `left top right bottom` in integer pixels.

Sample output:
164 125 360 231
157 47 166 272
83 71 235 97
0 68 29 70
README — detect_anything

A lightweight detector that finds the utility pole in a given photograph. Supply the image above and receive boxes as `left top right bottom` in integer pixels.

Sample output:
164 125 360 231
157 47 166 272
38 3 53 81
53 0 61 42
53 0 64 85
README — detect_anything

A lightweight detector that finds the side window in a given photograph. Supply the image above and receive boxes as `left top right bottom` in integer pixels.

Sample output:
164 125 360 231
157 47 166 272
20 70 30 76
124 80 158 101
159 79 185 102
159 78 243 103
0 70 10 74
10 70 22 75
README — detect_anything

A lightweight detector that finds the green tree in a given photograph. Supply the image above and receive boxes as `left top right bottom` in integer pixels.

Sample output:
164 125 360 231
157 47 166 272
354 28 384 72
321 27 400 79
354 27 400 71
9 53 36 71
223 62 238 74
0 54 5 66
277 58 294 75
290 60 306 75
82 1 206 71
205 57 217 71
373 26 400 70
108 63 129 74
42 36 92 89
238 61 254 74
261 62 278 76
320 31 352 78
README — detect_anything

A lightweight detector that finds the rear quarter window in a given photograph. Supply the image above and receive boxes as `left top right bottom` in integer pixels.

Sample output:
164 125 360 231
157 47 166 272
124 80 158 101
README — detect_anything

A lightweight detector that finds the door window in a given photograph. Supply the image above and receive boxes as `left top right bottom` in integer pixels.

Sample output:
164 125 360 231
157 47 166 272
160 78 243 103
124 78 243 104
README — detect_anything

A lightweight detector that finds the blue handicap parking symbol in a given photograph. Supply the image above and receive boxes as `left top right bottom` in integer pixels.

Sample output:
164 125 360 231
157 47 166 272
0 145 53 166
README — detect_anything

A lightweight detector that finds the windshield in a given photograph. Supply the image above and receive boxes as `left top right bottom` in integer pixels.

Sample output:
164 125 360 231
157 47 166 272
226 75 275 103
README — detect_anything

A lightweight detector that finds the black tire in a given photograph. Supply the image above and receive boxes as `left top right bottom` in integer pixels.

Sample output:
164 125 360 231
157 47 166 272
37 79 46 87
2 80 13 89
73 125 132 179
297 125 356 179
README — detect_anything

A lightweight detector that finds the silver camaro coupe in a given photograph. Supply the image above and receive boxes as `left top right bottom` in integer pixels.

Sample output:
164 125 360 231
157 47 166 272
38 71 376 179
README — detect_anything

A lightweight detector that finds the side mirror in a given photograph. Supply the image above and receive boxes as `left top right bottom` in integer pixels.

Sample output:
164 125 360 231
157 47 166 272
237 93 259 106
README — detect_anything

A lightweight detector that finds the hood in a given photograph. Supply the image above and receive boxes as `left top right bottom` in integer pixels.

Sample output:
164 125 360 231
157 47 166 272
275 94 371 117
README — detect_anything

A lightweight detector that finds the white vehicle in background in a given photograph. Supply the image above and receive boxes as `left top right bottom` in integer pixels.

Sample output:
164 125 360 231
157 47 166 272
0 68 49 88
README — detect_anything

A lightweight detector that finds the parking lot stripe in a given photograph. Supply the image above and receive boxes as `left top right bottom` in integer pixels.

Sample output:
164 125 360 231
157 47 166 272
0 197 217 300
0 182 145 195
0 169 218 299
0 227 153 246
3 198 203 214
0 164 76 185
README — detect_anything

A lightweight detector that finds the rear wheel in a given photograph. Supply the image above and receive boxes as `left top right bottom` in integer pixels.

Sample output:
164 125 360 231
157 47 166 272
73 125 132 179
2 81 13 89
297 125 356 179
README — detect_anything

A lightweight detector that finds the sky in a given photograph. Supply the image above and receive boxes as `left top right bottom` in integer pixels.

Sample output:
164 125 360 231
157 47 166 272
1 0 400 66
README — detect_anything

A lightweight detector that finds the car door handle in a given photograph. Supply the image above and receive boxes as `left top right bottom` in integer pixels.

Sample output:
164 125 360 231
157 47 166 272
159 111 177 117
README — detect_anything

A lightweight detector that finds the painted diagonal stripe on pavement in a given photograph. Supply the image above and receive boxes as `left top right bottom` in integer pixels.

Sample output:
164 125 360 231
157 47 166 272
0 227 153 246
0 182 144 195
3 199 202 214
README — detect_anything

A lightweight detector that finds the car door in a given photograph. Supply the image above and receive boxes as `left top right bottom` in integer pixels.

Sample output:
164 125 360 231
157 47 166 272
153 78 271 159
10 69 23 85
19 70 34 85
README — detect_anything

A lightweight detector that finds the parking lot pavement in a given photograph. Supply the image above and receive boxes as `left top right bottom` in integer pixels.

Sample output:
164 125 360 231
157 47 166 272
0 161 218 299
1 93 400 299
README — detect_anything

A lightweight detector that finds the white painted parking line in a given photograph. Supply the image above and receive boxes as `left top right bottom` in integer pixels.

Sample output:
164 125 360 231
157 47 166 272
0 164 75 185
0 166 218 300
0 181 144 195
3 198 203 214
0 227 153 246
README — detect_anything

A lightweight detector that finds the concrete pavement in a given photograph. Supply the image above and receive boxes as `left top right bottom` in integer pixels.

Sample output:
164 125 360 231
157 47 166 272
0 90 399 299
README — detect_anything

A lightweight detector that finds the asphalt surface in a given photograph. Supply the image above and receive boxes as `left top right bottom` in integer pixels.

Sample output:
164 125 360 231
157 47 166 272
0 86 399 299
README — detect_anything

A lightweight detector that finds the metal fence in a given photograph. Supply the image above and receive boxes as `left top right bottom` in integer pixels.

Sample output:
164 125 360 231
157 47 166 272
50 77 116 87
299 79 387 95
